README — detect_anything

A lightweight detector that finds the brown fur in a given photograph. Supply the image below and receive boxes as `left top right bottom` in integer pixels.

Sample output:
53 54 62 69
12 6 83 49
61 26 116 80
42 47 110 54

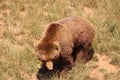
35 16 95 73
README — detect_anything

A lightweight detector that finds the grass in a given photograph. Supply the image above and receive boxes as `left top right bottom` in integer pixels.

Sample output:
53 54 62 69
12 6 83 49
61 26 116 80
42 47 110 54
110 54 120 66
104 71 120 80
0 0 120 80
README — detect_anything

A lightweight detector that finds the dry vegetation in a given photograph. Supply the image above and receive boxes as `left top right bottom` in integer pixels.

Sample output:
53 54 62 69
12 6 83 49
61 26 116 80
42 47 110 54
0 0 120 80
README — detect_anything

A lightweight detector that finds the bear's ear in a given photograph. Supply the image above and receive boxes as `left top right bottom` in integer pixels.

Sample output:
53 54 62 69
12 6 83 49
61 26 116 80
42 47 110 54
48 23 64 32
49 23 61 28
53 42 61 51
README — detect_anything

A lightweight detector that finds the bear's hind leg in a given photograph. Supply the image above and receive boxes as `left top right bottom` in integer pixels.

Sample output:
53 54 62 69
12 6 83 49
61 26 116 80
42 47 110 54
73 44 94 63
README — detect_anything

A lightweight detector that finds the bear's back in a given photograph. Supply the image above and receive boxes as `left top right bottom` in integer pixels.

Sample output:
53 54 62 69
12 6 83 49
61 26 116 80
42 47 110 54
58 16 95 43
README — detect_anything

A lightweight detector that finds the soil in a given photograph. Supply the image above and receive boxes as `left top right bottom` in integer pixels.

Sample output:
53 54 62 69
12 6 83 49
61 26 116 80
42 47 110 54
89 54 120 80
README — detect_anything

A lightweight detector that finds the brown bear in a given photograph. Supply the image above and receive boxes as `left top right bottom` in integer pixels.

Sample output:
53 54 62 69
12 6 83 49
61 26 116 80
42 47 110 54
35 16 95 73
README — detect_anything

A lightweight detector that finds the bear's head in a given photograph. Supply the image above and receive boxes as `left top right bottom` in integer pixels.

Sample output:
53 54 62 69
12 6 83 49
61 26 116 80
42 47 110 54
35 41 61 70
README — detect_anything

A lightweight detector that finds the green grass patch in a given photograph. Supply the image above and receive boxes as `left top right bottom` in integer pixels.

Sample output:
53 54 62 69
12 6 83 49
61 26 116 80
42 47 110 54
0 0 120 79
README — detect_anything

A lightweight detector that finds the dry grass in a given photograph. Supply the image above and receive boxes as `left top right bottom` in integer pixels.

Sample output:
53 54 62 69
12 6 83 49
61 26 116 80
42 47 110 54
0 0 120 80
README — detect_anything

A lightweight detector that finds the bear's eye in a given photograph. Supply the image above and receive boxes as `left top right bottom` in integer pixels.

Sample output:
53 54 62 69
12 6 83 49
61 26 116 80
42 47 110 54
47 48 50 51
55 47 59 50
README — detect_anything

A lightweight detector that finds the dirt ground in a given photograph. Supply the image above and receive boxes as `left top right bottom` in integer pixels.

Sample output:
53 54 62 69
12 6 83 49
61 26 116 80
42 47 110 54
88 54 120 80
